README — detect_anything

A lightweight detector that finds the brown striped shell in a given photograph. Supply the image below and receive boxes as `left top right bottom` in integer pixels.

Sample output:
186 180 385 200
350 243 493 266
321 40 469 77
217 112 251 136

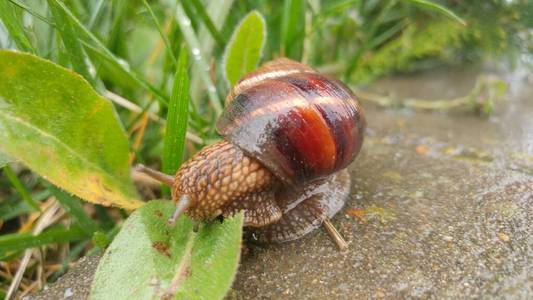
217 58 365 185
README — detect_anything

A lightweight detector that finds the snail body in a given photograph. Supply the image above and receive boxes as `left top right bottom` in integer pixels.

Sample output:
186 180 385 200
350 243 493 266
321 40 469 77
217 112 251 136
142 59 365 246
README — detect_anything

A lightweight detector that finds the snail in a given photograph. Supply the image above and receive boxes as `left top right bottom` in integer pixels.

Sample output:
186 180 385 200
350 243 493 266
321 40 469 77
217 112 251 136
138 58 365 250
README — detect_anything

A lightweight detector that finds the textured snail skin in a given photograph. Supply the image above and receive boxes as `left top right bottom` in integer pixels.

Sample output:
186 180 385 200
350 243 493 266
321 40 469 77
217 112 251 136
251 169 351 243
172 58 365 243
172 141 276 221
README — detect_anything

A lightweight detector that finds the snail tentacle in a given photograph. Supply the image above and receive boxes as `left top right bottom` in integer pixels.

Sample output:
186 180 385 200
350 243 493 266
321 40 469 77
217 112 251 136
135 164 174 186
167 195 191 225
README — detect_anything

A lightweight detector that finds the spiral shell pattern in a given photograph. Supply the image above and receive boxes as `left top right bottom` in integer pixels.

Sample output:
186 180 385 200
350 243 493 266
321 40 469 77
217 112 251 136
217 59 365 185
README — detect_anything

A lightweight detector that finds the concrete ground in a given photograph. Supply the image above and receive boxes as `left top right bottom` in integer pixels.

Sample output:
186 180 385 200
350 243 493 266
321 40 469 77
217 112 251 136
30 66 532 299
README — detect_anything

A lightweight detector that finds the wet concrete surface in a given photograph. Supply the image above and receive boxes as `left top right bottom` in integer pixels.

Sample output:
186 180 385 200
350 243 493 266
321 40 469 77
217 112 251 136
232 66 533 299
27 255 100 300
30 67 533 299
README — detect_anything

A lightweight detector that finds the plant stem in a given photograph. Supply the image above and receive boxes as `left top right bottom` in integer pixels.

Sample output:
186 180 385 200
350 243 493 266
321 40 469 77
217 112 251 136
323 218 348 251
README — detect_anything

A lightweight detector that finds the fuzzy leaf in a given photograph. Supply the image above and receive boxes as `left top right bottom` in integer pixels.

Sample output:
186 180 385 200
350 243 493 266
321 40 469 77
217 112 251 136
223 10 266 87
0 50 142 209
90 201 243 300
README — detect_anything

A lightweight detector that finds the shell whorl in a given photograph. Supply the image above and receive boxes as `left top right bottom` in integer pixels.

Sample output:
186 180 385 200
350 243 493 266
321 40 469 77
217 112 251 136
225 58 315 105
217 58 365 185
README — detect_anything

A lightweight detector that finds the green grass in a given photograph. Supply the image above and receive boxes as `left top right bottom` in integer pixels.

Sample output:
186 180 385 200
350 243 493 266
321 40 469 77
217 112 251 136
0 0 530 297
162 47 190 195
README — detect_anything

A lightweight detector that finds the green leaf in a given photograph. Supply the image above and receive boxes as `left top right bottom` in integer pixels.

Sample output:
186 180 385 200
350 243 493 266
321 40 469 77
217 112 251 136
0 152 15 168
406 0 466 26
281 0 305 60
0 225 87 254
0 50 142 210
0 0 35 53
90 201 243 300
163 48 190 190
223 10 266 87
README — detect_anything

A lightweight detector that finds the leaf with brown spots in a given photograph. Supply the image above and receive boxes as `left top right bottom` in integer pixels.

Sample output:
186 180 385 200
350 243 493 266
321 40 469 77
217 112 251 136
152 241 172 258
90 201 244 300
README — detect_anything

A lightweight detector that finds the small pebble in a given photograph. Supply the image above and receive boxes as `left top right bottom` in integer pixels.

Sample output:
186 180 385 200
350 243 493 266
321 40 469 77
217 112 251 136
63 287 73 299
442 235 453 242
498 232 510 242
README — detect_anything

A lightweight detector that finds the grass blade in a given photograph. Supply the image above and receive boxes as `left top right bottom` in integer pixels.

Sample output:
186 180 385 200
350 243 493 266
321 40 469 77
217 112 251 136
44 0 169 104
141 0 177 65
189 0 233 108
162 47 190 193
87 0 105 29
0 0 35 53
223 10 266 87
406 0 466 25
0 152 15 168
8 0 53 25
0 190 49 222
49 185 99 236
2 166 40 211
281 0 305 60
343 0 399 80
175 2 222 114
47 0 95 85
0 226 87 254
190 0 225 47
367 19 409 49
106 0 129 53
1 198 35 222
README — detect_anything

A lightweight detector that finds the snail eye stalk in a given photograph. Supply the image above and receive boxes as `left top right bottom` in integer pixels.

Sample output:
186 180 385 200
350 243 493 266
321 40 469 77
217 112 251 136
135 164 174 186
167 195 191 225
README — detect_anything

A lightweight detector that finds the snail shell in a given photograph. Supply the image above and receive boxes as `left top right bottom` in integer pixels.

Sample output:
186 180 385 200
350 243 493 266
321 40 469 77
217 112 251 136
217 58 365 185
165 58 365 244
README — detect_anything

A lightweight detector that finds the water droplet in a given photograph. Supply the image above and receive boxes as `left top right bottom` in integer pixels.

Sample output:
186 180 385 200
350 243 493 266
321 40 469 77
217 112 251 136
116 58 130 71
87 63 96 77
181 19 191 27
64 287 73 298
208 86 217 93
192 48 201 56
